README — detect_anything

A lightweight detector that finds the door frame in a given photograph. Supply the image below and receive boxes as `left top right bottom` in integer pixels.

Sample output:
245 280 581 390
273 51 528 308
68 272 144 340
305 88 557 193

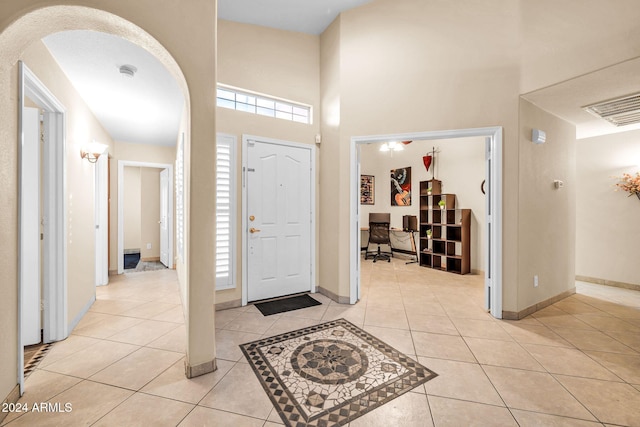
95 154 109 286
18 61 68 394
21 106 41 348
350 127 503 318
159 168 170 267
117 161 174 274
241 135 317 306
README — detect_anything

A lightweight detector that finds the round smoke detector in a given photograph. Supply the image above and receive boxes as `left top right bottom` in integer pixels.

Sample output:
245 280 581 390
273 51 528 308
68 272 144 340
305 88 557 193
119 64 137 78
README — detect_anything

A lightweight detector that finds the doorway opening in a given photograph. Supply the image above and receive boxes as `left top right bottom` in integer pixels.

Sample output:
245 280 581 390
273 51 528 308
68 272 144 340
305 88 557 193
350 127 503 318
117 161 174 275
18 61 67 394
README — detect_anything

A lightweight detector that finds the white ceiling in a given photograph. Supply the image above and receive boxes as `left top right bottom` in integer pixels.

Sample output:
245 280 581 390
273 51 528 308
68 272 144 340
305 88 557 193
522 57 640 140
43 30 184 147
218 0 374 34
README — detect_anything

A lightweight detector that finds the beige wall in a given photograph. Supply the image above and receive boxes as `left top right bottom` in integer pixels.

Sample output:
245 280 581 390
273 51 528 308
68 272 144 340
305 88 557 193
519 0 640 93
215 20 321 306
123 167 142 250
318 16 342 299
517 99 577 311
20 40 116 328
218 20 320 132
576 130 640 286
113 140 177 164
0 0 216 400
360 137 486 272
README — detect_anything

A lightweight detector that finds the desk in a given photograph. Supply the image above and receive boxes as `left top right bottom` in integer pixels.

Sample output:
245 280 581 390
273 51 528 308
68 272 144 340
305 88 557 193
361 227 419 264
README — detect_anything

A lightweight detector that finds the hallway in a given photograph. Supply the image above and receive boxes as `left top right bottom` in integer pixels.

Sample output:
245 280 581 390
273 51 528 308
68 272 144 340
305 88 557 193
3 260 640 426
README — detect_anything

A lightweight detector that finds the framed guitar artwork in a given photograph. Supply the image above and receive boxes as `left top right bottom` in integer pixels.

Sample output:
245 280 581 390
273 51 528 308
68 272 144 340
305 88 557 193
391 167 411 206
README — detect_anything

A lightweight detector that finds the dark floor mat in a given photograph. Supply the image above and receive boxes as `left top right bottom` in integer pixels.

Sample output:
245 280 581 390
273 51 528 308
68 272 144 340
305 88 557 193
254 294 322 316
124 253 140 269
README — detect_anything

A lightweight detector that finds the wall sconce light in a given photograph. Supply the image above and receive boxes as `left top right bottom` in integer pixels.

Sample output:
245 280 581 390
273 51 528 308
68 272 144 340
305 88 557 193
80 141 107 163
532 129 546 144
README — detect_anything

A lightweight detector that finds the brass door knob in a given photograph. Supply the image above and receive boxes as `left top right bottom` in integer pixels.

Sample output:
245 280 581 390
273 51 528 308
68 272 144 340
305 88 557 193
249 227 261 234
249 215 255 221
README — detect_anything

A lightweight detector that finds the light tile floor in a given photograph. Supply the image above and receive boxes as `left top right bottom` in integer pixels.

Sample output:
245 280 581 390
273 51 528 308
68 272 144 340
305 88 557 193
3 258 640 426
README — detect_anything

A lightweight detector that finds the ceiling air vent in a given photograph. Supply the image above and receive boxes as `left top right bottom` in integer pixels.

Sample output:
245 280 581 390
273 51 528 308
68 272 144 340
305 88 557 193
583 93 640 127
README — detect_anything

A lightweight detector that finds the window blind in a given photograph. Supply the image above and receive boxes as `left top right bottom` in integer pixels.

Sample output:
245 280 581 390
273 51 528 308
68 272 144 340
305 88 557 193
176 133 185 259
216 135 236 290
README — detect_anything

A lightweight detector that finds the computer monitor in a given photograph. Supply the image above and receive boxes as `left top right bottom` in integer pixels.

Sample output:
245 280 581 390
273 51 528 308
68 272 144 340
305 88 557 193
403 215 417 232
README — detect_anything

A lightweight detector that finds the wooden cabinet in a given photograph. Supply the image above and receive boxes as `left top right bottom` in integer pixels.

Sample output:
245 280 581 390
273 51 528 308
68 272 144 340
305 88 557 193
419 180 471 274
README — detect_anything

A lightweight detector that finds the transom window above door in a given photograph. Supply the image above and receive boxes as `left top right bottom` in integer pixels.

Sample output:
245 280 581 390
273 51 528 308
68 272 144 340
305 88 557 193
216 84 312 125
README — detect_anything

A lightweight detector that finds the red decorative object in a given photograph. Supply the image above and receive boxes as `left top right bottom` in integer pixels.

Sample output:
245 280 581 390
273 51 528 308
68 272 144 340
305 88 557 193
422 155 432 171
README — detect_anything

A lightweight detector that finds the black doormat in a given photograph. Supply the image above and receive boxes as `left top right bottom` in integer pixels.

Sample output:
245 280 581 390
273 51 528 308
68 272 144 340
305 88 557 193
254 294 322 316
123 253 140 269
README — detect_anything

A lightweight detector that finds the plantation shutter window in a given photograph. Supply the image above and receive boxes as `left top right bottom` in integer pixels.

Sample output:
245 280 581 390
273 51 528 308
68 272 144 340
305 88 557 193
216 135 236 290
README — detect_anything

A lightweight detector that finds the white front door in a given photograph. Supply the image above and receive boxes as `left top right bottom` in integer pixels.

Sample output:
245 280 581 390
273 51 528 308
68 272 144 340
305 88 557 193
160 168 169 267
21 107 41 346
247 140 312 301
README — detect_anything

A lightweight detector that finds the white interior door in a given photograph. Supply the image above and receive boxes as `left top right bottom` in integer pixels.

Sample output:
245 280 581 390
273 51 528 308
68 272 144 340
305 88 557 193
247 140 311 301
21 107 41 346
160 168 169 267
95 155 108 286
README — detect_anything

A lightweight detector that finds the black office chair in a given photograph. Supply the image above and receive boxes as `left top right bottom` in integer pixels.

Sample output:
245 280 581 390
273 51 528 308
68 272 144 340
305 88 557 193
365 213 392 262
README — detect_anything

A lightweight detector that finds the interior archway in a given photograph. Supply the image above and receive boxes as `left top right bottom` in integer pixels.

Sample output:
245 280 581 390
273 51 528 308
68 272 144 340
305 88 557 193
0 4 192 395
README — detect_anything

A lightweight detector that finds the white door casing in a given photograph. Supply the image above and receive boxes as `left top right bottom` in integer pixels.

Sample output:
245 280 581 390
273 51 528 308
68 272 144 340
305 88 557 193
95 154 109 286
160 168 169 267
244 137 315 302
19 61 68 396
350 127 503 318
118 161 173 274
21 106 41 346
483 134 503 317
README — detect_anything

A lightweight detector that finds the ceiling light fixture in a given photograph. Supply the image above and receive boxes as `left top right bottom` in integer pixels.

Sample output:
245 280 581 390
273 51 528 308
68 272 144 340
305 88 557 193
380 141 404 152
119 64 137 78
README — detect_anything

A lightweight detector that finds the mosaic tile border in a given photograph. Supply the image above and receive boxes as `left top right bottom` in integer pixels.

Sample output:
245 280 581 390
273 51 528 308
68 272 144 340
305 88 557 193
240 318 437 426
24 343 53 379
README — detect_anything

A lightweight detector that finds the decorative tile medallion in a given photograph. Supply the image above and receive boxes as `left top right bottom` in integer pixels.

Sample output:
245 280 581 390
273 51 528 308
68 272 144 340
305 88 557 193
240 319 437 426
